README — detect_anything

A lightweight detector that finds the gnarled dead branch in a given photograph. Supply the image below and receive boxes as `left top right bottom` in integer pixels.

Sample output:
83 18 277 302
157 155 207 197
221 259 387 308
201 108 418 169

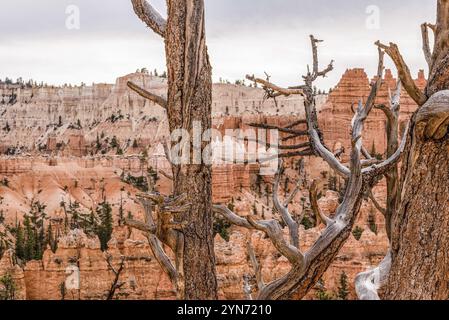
247 240 264 292
213 36 400 300
106 255 126 300
127 81 168 109
131 0 166 38
421 23 434 69
124 190 189 298
272 161 300 248
375 41 427 106
246 75 305 97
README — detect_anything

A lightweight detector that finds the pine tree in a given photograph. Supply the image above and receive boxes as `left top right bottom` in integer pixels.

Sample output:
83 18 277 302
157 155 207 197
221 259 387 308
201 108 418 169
337 271 349 300
96 201 113 251
252 203 258 216
0 230 11 258
14 223 25 261
14 201 49 262
118 187 125 226
368 210 378 235
0 273 16 300
23 215 36 261
46 223 57 253
96 133 101 151
352 226 364 241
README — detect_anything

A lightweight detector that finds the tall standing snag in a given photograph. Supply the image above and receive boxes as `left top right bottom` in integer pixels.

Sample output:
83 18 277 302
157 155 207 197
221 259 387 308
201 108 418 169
214 38 407 300
127 0 217 299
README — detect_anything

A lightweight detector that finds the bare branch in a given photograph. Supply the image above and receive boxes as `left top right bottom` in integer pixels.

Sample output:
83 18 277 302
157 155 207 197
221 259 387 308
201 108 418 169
305 35 334 82
247 241 264 291
285 119 307 129
281 134 306 142
362 121 410 177
365 48 385 114
368 190 387 217
213 205 252 229
256 90 367 300
375 41 428 106
356 250 392 300
246 75 304 97
124 218 156 234
246 216 304 265
309 180 332 227
361 145 374 160
214 204 304 266
237 137 310 151
421 23 434 69
131 0 167 38
236 35 397 300
243 276 253 300
283 179 302 207
304 96 365 261
360 158 383 167
257 149 314 164
127 81 168 109
272 161 300 248
106 255 126 300
375 104 395 124
159 170 174 180
278 142 311 150
247 122 308 136
306 127 350 177
147 234 178 287
130 197 180 295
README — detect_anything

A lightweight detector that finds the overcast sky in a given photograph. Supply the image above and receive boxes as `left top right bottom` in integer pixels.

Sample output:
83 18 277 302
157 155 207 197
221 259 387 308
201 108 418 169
0 0 437 89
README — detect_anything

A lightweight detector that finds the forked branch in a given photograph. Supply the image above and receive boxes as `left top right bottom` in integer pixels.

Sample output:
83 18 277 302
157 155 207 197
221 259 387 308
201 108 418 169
215 36 408 300
421 23 434 69
246 75 305 97
272 161 300 248
375 41 428 106
131 0 167 38
106 255 126 300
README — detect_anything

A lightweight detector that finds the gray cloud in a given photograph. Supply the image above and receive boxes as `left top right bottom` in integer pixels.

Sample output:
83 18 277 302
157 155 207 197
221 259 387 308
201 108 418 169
0 0 437 88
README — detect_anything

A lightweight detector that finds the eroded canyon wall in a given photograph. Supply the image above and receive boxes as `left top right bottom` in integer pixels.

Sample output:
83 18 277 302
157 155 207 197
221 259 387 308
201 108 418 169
0 68 424 300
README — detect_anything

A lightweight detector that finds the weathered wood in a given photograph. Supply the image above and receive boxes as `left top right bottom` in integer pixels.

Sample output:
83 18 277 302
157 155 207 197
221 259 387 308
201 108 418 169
216 39 397 300
376 41 428 106
384 91 449 300
130 0 217 300
380 1 449 299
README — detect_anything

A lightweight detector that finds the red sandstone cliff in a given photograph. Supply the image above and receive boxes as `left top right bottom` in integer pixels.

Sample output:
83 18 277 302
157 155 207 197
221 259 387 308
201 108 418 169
0 68 417 300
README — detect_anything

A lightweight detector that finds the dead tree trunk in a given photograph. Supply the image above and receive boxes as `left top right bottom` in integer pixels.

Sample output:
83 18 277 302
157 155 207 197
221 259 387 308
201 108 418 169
128 0 217 300
165 0 217 300
376 0 449 300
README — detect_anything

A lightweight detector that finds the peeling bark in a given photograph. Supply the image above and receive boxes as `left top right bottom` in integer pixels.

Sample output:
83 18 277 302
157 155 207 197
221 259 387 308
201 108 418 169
385 92 449 300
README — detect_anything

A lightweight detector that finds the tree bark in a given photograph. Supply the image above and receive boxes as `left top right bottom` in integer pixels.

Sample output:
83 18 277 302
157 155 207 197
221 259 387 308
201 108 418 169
164 0 217 300
384 93 449 300
427 0 449 97
382 1 449 300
